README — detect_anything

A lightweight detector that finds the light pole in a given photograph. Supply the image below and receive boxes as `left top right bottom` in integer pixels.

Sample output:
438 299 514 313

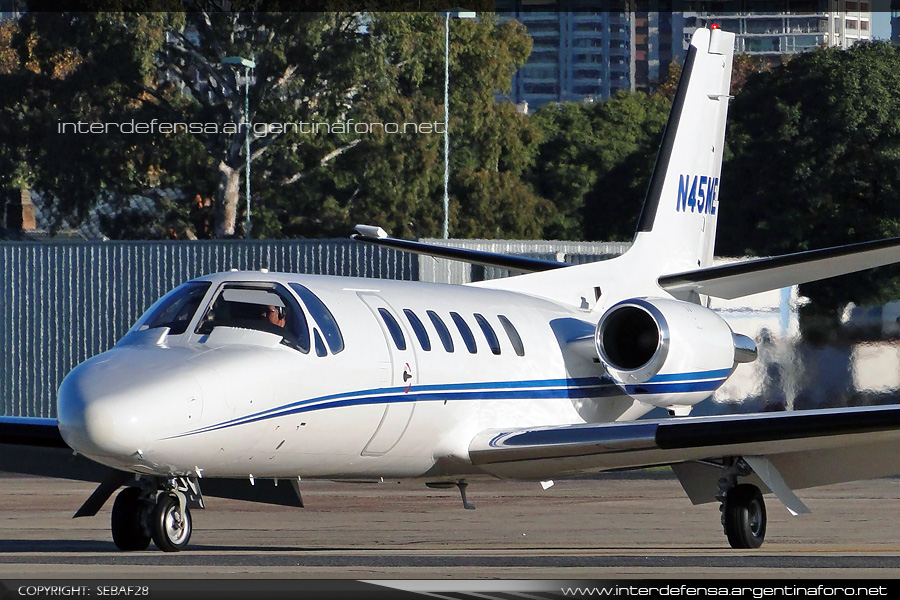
223 56 256 240
443 10 476 239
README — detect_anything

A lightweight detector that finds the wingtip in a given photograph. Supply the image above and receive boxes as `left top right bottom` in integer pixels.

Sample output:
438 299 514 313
353 224 389 239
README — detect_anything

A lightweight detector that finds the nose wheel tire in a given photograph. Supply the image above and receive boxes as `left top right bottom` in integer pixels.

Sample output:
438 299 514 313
723 483 766 549
111 487 151 551
151 493 192 552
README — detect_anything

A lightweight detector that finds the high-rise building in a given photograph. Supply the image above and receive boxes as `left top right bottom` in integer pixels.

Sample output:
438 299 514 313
498 2 634 107
683 1 872 62
892 0 900 45
0 0 23 21
631 3 687 93
502 2 875 107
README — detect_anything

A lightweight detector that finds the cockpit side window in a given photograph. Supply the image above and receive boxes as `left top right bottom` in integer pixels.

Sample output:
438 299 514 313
289 283 345 354
195 283 310 353
313 329 327 357
140 282 211 335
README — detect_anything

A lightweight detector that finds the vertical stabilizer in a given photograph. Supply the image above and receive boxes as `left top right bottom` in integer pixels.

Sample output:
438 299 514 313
471 28 736 308
632 27 735 271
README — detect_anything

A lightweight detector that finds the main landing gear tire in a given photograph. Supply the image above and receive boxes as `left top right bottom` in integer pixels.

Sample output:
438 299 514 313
151 493 192 552
111 487 151 551
724 483 766 549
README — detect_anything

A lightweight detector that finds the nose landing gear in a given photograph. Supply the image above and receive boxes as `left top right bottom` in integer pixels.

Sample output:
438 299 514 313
110 477 199 552
110 487 152 551
150 493 192 552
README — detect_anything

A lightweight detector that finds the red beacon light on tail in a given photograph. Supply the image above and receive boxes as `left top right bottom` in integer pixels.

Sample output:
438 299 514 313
710 23 721 30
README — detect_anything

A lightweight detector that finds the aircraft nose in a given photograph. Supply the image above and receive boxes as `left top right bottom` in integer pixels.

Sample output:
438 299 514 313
57 350 203 461
57 357 146 458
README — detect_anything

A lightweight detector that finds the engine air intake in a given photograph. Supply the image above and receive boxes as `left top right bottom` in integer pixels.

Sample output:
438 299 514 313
598 305 660 371
594 297 736 403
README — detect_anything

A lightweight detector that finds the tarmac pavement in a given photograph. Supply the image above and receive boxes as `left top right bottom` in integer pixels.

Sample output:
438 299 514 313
0 472 899 579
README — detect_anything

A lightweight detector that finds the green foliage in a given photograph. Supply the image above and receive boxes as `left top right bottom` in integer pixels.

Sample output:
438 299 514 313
528 103 596 239
255 12 545 240
528 90 670 241
1 11 546 240
0 12 209 234
6 6 900 286
582 91 670 242
155 11 377 237
720 41 900 322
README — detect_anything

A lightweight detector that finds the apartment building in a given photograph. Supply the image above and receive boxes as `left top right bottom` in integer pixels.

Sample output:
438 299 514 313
499 2 635 106
683 1 872 60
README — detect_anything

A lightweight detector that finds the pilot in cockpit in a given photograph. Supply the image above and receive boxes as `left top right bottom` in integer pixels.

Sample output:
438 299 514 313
261 305 286 328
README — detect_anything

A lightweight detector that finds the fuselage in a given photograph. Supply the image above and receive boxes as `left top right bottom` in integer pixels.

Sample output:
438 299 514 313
56 270 676 481
54 24 748 490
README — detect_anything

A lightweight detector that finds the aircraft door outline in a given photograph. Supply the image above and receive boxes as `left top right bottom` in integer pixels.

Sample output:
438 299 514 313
357 293 418 456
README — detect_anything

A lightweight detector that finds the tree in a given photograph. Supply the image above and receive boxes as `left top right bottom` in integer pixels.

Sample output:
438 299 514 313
146 10 377 238
528 102 599 240
252 12 547 240
581 91 670 242
528 90 670 241
0 11 209 236
719 41 900 338
729 53 772 96
1 10 547 240
656 52 767 101
1 10 392 238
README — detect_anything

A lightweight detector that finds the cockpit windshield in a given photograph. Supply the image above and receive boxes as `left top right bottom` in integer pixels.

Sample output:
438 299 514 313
138 282 211 335
289 283 345 354
195 282 310 353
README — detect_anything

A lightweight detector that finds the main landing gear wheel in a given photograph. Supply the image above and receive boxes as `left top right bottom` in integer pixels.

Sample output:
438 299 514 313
151 493 192 552
723 483 766 549
111 487 151 551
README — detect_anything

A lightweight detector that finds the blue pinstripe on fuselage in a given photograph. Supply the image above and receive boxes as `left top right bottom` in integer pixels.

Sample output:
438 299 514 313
166 368 732 440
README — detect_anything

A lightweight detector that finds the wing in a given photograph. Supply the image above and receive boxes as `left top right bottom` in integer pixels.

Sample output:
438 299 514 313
0 417 302 511
659 237 900 300
0 416 116 481
469 405 900 510
351 225 567 273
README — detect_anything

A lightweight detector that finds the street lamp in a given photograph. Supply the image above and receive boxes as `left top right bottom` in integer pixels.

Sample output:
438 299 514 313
443 10 476 239
223 56 256 240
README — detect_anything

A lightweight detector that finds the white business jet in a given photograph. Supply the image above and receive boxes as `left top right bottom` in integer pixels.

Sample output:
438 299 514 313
4 27 900 552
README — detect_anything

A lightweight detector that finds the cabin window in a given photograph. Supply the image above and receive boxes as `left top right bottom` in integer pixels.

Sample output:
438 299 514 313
474 313 501 355
289 283 345 354
450 312 477 354
195 283 310 353
404 309 431 351
427 310 454 352
141 282 211 335
378 308 407 351
498 315 525 357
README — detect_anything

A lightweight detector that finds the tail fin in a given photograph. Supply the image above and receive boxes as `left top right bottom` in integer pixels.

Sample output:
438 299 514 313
356 28 737 309
631 27 735 270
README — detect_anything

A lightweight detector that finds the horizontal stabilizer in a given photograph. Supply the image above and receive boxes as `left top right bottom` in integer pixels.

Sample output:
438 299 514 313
659 237 900 299
351 225 567 273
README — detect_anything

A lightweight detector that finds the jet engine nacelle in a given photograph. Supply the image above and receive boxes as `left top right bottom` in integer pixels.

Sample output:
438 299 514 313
595 297 754 412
